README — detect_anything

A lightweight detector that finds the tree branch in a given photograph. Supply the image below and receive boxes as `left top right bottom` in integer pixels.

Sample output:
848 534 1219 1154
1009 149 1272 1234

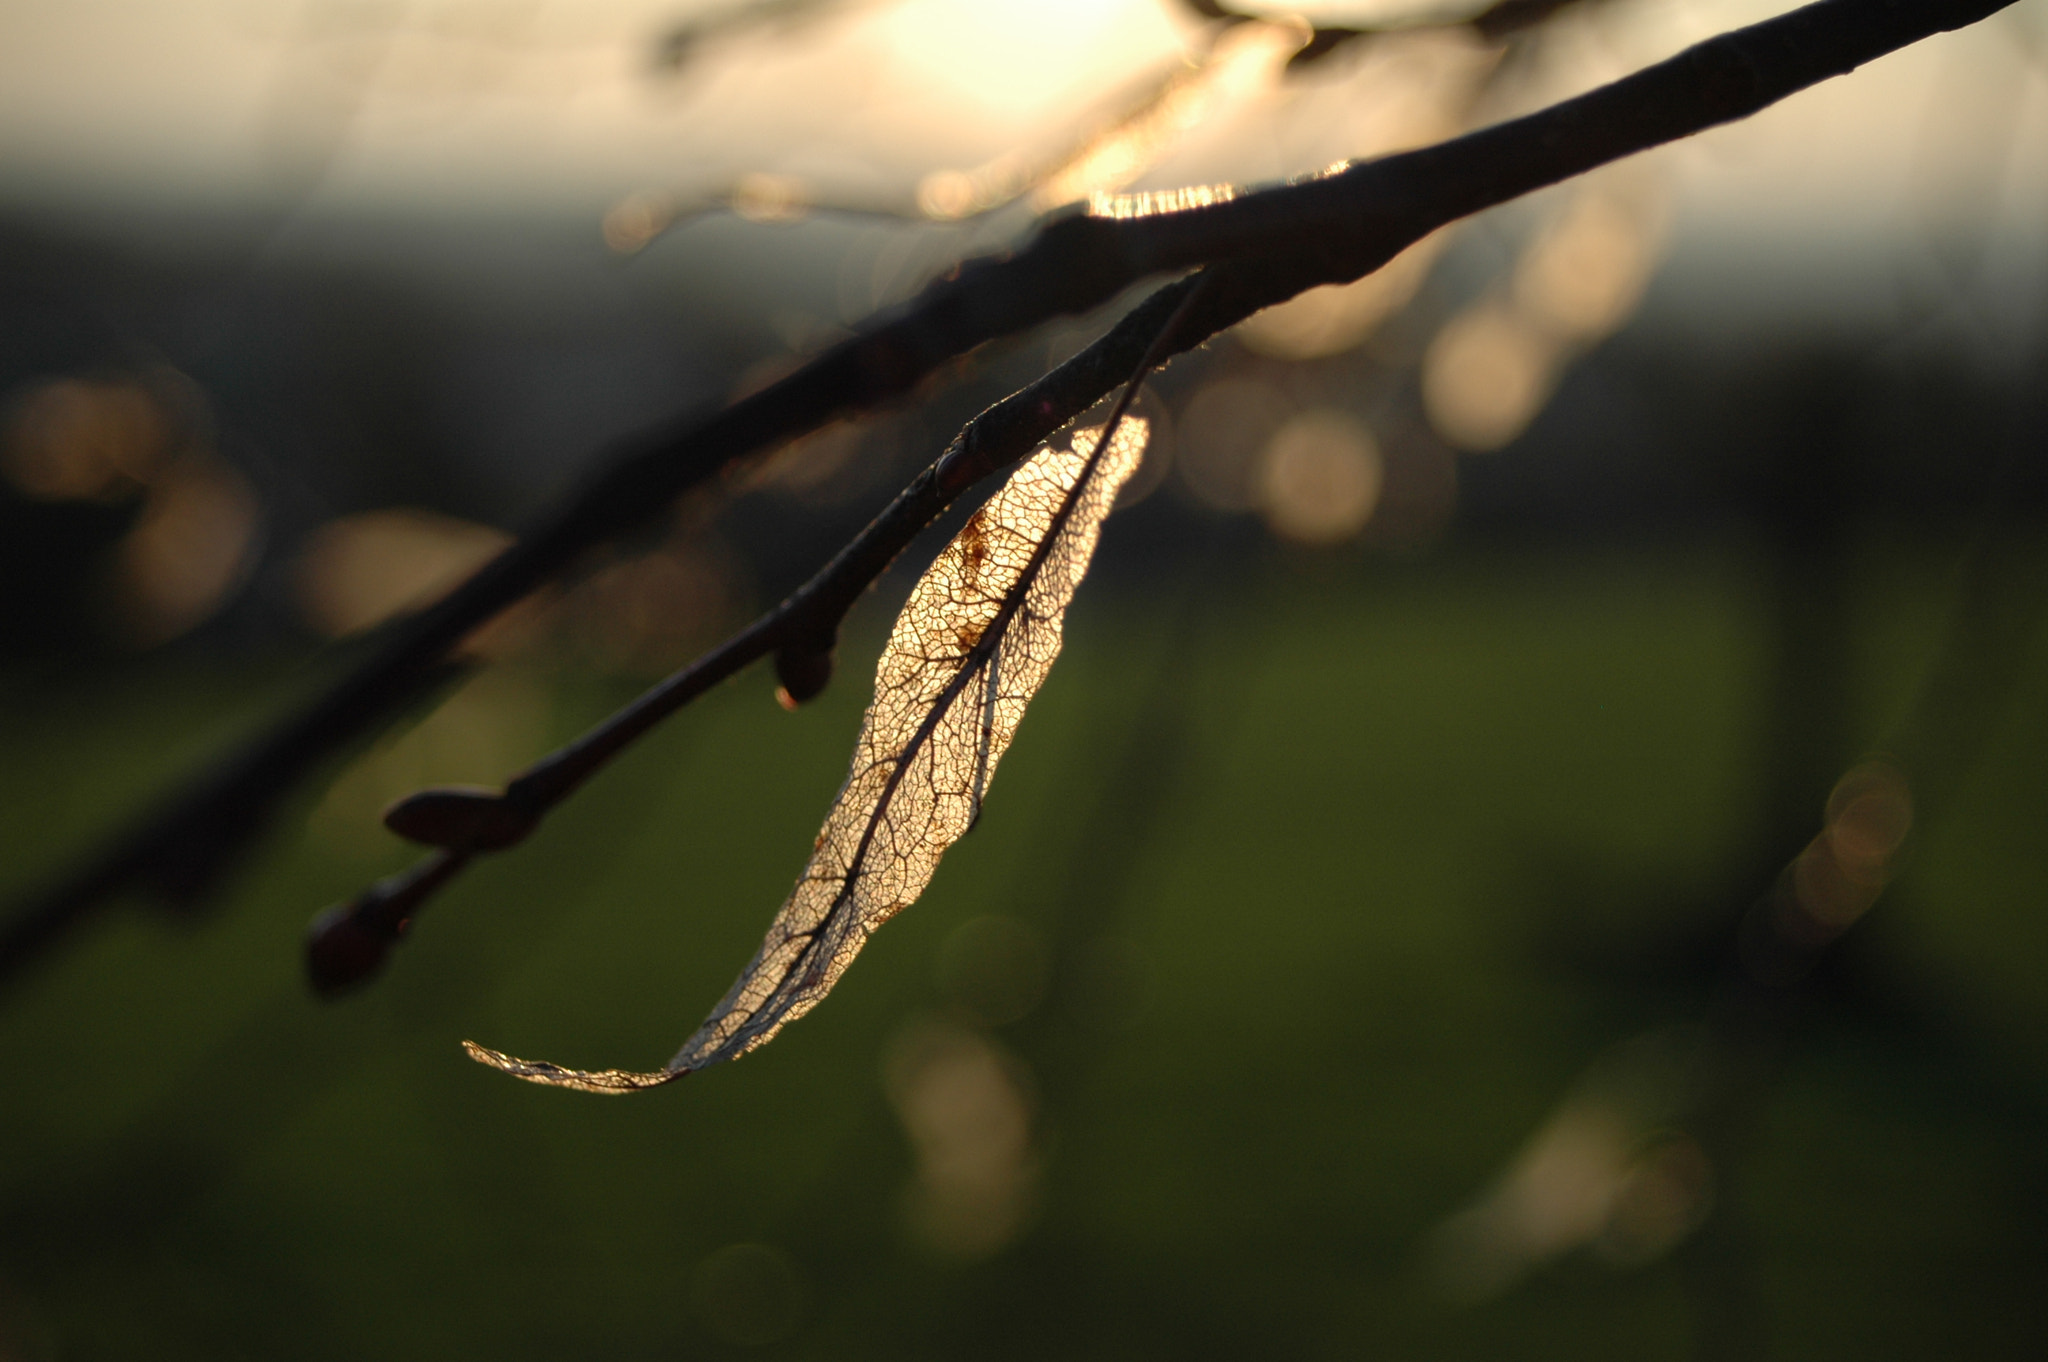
1 0 2012 989
310 272 1215 990
1182 0 1586 69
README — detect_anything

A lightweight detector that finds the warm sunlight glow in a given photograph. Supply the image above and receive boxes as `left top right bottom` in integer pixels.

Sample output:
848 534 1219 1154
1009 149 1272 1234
1035 70 1215 213
881 0 1162 125
1334 27 1497 158
915 166 992 220
1036 21 1300 213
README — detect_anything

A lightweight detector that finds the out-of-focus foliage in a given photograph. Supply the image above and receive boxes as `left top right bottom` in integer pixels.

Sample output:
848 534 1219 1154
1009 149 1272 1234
5 532 2048 1358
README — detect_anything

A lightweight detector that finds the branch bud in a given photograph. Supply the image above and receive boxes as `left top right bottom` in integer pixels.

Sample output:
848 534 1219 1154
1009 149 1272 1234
305 897 400 995
774 641 835 710
382 785 537 851
305 851 467 995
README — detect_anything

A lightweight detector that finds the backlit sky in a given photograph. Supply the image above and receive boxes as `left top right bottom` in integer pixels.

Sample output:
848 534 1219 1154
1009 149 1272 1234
2 0 2045 310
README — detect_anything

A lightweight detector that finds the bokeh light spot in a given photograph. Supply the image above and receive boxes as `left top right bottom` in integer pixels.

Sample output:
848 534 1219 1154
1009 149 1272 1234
107 456 260 647
728 172 810 224
295 507 512 639
601 191 673 253
1513 190 1663 342
1258 408 1383 545
2 377 171 501
884 1019 1039 1260
1176 376 1292 512
1421 302 1560 452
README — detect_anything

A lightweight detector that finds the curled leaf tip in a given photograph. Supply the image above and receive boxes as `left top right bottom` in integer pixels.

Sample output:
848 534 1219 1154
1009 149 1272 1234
461 1040 680 1094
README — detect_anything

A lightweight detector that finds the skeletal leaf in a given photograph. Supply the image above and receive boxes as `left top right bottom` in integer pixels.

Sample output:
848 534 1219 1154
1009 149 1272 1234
466 418 1149 1093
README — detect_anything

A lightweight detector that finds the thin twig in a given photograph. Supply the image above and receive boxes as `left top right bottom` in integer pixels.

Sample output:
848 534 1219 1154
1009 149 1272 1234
1183 0 1585 68
630 0 1550 242
0 0 2013 988
625 35 1228 241
313 273 1214 991
637 0 1557 240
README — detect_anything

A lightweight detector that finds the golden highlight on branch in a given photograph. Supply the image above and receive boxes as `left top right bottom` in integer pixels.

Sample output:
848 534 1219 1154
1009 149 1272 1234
1087 183 1239 220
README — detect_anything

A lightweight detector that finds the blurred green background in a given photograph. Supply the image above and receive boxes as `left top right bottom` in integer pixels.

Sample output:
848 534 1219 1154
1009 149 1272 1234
5 528 2047 1359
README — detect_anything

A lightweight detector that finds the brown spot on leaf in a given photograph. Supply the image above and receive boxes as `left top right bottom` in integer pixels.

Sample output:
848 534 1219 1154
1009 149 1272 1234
957 510 990 588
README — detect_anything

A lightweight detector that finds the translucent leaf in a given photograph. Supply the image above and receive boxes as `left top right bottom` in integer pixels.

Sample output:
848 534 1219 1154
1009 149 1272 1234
466 418 1149 1093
